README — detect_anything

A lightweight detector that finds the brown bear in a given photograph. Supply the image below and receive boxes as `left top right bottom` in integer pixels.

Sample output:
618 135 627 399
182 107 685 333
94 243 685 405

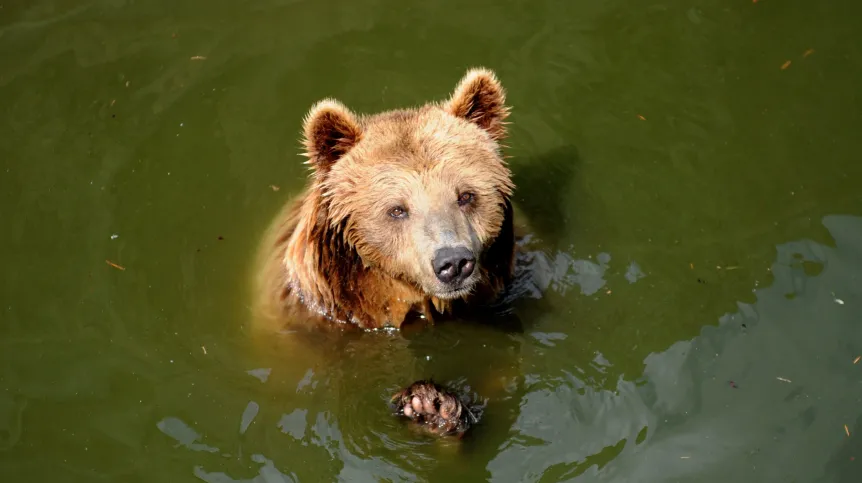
254 68 516 331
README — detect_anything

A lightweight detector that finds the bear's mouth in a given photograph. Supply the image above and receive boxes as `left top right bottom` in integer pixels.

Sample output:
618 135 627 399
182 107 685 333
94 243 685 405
431 276 478 300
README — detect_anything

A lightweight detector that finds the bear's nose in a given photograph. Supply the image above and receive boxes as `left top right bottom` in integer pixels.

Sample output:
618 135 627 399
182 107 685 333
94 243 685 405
432 246 476 284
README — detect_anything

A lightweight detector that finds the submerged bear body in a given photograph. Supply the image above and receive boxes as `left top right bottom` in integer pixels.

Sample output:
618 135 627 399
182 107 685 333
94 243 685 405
255 69 516 330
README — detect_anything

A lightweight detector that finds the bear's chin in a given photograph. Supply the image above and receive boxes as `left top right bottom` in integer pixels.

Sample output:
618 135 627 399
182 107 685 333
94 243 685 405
428 280 477 301
423 269 482 300
432 287 474 301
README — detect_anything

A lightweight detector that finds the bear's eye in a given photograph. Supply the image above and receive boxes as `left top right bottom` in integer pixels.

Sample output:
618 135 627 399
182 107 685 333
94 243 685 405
388 206 408 219
457 192 475 206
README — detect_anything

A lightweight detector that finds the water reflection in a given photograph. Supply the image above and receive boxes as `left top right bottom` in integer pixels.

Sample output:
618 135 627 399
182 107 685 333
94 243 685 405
195 454 297 483
246 369 272 383
157 417 218 453
488 215 862 481
157 215 861 481
153 225 650 479
239 402 259 435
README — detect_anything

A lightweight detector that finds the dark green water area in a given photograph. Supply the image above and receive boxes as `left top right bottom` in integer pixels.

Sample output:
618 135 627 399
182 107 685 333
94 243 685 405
2 0 861 481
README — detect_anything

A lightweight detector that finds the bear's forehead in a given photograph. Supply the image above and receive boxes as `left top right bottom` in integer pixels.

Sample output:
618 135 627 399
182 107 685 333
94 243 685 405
349 107 497 168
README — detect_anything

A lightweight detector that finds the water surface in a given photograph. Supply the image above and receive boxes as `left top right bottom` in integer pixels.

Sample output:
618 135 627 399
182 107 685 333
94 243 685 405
2 0 862 481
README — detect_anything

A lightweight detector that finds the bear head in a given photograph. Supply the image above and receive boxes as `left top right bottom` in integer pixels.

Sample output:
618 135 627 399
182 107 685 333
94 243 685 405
300 68 513 303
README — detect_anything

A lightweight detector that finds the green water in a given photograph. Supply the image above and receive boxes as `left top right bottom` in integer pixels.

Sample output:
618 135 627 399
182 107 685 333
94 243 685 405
2 0 862 481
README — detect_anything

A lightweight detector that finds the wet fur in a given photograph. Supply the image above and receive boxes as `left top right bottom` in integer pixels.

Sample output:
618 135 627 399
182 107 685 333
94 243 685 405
391 380 483 438
254 68 515 330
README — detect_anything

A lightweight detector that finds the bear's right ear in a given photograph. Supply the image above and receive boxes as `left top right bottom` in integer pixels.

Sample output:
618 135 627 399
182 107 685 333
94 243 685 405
302 99 362 173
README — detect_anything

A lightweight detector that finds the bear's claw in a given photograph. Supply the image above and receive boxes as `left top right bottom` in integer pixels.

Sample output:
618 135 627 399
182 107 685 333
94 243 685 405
391 380 480 438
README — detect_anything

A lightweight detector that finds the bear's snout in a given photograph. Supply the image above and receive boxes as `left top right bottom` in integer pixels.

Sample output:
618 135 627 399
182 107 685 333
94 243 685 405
432 246 476 284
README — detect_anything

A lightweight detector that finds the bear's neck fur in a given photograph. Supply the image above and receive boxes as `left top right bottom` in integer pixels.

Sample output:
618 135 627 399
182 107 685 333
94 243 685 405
268 193 515 330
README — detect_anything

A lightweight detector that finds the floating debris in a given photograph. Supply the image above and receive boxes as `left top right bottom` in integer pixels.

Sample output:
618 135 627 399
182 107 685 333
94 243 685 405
105 260 125 271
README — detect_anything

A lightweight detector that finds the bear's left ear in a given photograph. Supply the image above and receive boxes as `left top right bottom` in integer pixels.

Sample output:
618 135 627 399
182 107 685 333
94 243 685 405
302 99 363 173
445 68 510 141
